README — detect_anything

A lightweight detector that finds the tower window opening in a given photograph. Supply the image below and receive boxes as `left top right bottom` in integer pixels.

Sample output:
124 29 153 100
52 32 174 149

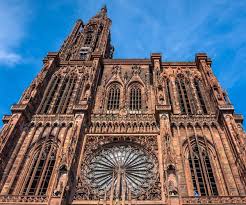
194 79 207 114
107 85 120 110
22 143 56 196
62 77 77 113
130 86 142 111
166 79 172 105
41 76 61 114
176 77 192 114
53 77 69 113
84 33 93 46
188 138 218 196
79 47 91 60
176 80 186 114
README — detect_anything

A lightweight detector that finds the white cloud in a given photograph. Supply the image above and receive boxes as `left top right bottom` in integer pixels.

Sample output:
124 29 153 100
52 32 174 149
75 0 246 90
111 0 246 89
0 0 31 67
0 50 21 66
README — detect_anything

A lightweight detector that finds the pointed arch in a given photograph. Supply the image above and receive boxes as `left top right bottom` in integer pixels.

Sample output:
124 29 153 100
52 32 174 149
21 139 58 195
107 83 121 110
183 136 218 196
38 75 61 114
194 78 207 114
52 74 77 114
127 79 145 88
129 84 142 111
175 75 192 114
165 77 172 106
84 33 93 46
139 122 144 132
38 73 78 114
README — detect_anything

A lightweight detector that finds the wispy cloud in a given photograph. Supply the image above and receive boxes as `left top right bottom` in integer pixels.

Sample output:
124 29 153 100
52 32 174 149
0 51 21 66
75 0 246 89
0 0 31 67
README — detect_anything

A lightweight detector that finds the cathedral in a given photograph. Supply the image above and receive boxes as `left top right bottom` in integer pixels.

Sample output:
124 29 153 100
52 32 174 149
0 6 246 205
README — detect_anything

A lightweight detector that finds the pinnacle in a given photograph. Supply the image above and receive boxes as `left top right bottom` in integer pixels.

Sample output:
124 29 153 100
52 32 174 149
101 4 107 13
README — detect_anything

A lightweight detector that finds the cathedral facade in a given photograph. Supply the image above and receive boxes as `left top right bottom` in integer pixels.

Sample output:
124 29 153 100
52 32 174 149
0 6 246 205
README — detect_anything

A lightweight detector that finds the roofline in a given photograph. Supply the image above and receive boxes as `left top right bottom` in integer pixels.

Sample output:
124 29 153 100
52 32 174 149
103 59 196 66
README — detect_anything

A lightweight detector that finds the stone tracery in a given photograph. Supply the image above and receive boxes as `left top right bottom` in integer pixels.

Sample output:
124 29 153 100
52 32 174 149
75 135 162 201
0 6 246 205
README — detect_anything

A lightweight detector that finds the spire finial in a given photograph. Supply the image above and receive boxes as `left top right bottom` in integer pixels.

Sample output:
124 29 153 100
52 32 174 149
101 4 107 13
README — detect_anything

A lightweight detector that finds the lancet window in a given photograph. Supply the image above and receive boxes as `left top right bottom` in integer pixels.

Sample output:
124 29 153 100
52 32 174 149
107 84 120 110
188 137 218 196
75 77 85 103
84 33 93 46
38 75 77 114
22 141 57 195
194 79 207 114
53 77 69 113
130 85 142 111
165 79 172 105
53 76 77 114
175 76 192 114
38 75 61 114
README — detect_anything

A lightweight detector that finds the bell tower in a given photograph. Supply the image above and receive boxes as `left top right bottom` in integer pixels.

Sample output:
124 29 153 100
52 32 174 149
59 5 114 61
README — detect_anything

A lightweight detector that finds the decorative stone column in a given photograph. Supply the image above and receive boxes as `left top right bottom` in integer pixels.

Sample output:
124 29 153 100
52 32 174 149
169 75 180 114
49 114 86 205
159 113 181 205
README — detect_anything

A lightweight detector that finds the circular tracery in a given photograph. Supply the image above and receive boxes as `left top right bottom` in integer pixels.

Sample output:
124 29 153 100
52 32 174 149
83 144 157 198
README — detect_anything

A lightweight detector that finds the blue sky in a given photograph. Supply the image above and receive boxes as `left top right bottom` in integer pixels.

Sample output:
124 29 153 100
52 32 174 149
0 0 246 127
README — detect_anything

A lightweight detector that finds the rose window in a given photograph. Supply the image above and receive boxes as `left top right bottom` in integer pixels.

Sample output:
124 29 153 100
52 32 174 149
83 144 158 199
